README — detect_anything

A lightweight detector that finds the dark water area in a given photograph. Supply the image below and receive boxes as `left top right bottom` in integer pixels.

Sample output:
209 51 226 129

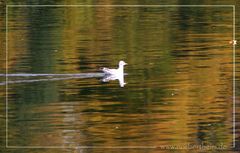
0 1 239 153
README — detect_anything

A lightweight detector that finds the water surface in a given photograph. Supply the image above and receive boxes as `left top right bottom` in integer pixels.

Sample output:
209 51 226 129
0 4 238 153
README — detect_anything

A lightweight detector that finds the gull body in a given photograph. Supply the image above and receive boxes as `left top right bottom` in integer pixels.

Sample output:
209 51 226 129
102 61 127 75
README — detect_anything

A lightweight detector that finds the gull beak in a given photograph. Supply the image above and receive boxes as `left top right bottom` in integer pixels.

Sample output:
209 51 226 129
124 62 127 65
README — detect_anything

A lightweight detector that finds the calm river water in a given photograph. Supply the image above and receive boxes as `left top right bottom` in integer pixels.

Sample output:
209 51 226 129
0 2 239 153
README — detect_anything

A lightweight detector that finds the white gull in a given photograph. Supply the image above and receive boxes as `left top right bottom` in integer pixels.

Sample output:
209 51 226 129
101 61 127 87
101 61 127 75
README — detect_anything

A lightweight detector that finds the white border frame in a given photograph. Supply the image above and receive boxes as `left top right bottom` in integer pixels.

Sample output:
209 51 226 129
5 4 236 149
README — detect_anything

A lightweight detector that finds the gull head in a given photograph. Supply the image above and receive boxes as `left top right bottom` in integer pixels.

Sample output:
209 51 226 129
119 61 127 67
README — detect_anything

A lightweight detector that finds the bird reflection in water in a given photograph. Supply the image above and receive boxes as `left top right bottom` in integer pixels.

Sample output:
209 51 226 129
101 73 127 87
